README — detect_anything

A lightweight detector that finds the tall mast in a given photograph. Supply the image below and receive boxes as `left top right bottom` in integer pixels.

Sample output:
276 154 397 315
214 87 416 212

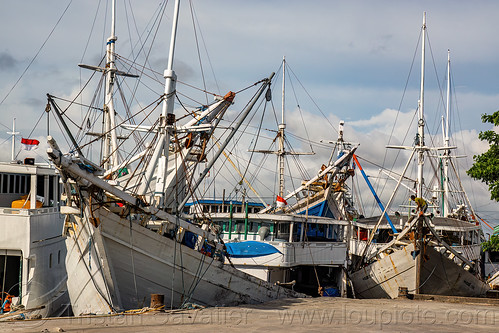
139 0 180 208
416 12 426 198
103 0 119 169
278 56 286 197
445 50 450 149
414 12 427 296
249 57 314 207
443 49 451 216
155 0 180 208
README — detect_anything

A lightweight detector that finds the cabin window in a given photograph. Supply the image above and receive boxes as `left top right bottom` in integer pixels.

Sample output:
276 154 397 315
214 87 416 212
0 255 21 297
236 206 242 213
49 175 55 203
259 223 271 231
26 176 31 194
20 175 26 193
0 174 6 193
36 175 44 197
235 221 245 233
249 222 258 233
490 251 499 262
442 230 461 245
278 223 290 234
377 229 392 243
49 253 52 268
9 174 14 193
324 225 330 239
357 228 368 241
203 205 209 213
14 175 19 193
58 250 61 264
220 221 227 232
0 173 33 194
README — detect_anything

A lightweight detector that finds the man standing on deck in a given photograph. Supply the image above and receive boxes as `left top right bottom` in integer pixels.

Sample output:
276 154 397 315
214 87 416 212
411 195 427 216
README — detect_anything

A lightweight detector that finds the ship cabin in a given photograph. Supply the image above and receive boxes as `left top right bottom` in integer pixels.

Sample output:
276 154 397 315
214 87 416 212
0 159 66 316
183 199 347 243
349 214 482 261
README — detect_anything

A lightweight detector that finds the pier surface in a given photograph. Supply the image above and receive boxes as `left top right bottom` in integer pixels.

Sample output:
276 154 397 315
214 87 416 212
1 297 499 332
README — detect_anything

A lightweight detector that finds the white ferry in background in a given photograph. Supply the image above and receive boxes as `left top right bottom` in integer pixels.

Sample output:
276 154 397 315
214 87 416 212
0 157 69 318
182 199 349 297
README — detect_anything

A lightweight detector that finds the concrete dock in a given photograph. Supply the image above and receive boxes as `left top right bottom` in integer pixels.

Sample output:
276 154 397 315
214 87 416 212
1 297 499 332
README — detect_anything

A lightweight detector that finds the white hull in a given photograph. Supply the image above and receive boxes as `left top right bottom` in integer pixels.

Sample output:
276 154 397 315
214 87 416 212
227 242 347 267
1 206 69 318
350 243 489 299
65 206 299 315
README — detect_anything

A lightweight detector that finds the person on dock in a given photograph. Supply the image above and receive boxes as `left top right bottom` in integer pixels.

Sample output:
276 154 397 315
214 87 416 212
411 195 427 216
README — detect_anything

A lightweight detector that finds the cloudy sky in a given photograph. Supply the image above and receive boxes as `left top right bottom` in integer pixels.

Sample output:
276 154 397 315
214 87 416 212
0 1 498 227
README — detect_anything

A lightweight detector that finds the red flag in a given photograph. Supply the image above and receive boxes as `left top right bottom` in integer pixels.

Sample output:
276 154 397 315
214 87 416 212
276 195 287 207
21 138 40 151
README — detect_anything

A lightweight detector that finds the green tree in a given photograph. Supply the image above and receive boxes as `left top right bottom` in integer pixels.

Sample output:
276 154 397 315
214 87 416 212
467 110 499 201
482 234 499 252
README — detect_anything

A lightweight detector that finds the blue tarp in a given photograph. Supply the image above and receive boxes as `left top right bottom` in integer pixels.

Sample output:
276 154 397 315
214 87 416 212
323 287 340 297
225 241 281 258
297 200 335 218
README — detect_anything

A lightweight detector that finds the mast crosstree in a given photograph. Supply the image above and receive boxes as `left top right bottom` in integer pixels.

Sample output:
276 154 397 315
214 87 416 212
250 57 314 205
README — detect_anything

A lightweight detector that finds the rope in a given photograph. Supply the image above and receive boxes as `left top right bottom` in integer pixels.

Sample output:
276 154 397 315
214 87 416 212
287 66 314 152
13 108 45 160
239 95 267 184
287 66 338 136
67 201 116 313
50 95 103 112
80 0 103 63
170 217 178 310
188 0 208 104
0 0 74 131
181 254 215 308
128 210 139 307
188 1 220 94
66 93 162 165
300 224 322 295
374 28 423 210
407 264 438 292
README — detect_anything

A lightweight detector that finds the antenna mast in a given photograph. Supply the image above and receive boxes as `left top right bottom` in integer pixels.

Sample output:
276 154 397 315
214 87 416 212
7 118 19 162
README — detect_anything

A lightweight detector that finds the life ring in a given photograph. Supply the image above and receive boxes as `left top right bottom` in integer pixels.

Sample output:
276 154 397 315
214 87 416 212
1 293 13 313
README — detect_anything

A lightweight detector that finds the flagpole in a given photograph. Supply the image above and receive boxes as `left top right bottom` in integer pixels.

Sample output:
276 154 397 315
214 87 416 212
7 118 19 162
